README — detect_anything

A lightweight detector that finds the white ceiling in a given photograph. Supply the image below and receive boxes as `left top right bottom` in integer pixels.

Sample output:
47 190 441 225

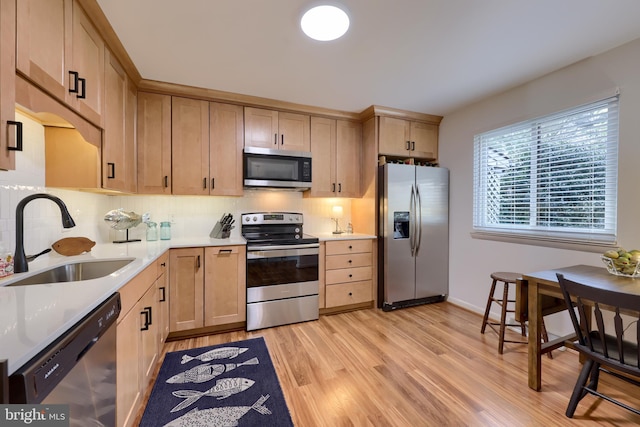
96 0 640 117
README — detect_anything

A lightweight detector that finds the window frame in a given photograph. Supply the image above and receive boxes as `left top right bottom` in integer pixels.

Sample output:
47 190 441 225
472 96 619 251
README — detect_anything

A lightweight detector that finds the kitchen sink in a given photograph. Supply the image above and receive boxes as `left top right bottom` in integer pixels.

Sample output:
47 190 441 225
5 258 135 286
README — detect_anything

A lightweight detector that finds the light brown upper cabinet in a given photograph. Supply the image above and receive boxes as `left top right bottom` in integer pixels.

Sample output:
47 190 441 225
137 92 171 194
17 0 104 127
171 98 244 196
309 117 362 198
103 49 136 193
171 97 209 195
209 102 244 196
378 116 438 160
244 107 310 151
0 0 16 170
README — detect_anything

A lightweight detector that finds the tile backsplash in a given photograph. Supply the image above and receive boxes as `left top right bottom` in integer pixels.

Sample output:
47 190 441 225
0 112 352 256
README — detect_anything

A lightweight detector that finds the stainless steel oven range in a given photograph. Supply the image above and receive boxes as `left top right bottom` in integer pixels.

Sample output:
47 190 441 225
242 212 319 331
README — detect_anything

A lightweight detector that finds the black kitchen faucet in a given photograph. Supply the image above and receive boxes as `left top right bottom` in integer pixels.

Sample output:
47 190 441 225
14 193 76 273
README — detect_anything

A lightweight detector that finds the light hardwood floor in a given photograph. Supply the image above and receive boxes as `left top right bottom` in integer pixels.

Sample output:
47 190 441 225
134 302 640 426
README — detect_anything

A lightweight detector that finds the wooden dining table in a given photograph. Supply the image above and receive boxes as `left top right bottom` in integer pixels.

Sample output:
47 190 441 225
517 264 640 391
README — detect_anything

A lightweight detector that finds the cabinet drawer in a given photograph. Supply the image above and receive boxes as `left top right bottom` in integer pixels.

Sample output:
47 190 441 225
326 266 372 285
326 253 371 270
326 280 372 307
326 239 372 255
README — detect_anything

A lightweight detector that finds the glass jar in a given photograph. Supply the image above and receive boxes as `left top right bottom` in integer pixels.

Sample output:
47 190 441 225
160 221 171 240
146 222 158 241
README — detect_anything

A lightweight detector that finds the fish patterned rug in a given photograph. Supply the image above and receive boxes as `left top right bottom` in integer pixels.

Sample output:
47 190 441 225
139 337 294 427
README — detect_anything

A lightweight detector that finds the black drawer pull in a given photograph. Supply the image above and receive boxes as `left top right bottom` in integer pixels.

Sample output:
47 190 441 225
349 274 353 278
349 292 353 296
77 77 86 99
69 71 79 94
107 162 115 179
348 245 353 249
7 121 23 151
348 259 352 263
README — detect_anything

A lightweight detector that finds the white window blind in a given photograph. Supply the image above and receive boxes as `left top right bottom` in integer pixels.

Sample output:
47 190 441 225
473 96 619 245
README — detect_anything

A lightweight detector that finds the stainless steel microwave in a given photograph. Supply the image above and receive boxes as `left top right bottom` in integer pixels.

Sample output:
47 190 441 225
243 147 312 190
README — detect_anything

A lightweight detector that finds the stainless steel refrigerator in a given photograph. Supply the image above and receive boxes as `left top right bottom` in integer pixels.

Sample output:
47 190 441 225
378 163 449 311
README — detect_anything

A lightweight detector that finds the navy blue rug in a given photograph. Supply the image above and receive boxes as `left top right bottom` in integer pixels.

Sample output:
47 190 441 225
139 337 294 426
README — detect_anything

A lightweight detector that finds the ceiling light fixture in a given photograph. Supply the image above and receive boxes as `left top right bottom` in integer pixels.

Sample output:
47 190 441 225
301 5 350 41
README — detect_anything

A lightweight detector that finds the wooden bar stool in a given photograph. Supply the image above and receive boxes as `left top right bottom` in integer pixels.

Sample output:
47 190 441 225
481 272 528 354
481 271 552 357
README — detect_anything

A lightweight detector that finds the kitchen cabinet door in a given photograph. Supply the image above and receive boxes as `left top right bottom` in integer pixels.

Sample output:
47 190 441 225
68 0 104 126
335 120 362 198
0 0 16 170
139 285 159 386
309 117 337 197
244 107 278 149
204 246 246 326
279 112 310 151
378 116 410 157
172 97 209 195
169 248 204 332
16 0 70 103
209 102 243 196
137 92 171 194
410 121 438 160
156 253 170 350
103 49 136 192
309 118 361 197
116 301 142 427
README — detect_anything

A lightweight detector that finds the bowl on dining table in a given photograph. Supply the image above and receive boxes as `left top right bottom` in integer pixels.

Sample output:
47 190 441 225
601 249 640 278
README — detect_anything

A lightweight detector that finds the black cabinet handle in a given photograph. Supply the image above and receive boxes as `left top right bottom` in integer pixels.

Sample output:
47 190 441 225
196 255 201 269
140 307 152 330
349 245 353 249
69 71 79 94
164 176 169 188
219 249 233 254
349 292 353 296
7 121 23 151
338 183 342 193
161 262 166 267
107 162 115 179
332 183 336 192
411 141 415 151
281 134 284 145
159 287 166 302
77 77 86 99
348 259 352 264
211 178 215 189
406 140 410 151
203 177 207 189
274 133 277 145
349 274 353 278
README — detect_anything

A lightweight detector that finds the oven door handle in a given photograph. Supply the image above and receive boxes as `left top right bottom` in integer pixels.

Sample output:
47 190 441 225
247 243 320 251
247 247 319 259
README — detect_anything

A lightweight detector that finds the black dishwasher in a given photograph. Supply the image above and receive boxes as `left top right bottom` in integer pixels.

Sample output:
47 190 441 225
9 292 121 426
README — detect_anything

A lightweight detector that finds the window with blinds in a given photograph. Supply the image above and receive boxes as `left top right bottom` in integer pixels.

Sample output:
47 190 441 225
473 96 619 245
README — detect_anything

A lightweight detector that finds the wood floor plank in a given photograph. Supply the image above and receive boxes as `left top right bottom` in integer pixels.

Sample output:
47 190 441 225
133 302 640 426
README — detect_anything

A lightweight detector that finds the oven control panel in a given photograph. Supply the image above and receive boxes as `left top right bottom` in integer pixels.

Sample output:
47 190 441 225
242 212 302 225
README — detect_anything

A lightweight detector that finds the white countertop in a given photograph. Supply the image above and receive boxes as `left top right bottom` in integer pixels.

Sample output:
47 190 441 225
0 236 246 375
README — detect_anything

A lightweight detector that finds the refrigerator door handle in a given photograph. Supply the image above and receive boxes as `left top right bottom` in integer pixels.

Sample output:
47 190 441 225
416 185 423 256
410 184 416 257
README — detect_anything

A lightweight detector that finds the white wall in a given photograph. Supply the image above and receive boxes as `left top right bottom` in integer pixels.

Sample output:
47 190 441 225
439 38 640 334
0 112 353 258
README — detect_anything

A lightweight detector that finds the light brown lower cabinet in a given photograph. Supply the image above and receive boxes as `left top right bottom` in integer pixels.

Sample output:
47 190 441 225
169 245 246 332
323 239 374 309
116 252 170 427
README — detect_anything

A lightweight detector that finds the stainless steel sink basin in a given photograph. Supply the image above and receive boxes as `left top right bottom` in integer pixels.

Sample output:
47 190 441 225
6 258 135 286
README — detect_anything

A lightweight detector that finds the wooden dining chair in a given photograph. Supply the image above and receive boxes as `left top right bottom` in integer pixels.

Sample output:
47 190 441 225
556 273 640 418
